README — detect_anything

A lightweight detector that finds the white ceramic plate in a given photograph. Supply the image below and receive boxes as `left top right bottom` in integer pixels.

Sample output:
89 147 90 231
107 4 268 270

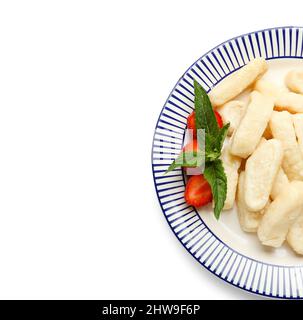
152 26 303 299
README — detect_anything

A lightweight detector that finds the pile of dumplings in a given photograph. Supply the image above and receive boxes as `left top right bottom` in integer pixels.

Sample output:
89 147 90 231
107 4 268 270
208 57 303 255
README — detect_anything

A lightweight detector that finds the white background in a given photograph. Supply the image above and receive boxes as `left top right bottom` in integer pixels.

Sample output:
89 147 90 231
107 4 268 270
0 0 301 300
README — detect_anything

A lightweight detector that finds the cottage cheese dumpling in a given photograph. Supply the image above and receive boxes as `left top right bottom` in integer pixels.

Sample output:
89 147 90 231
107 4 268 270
270 111 297 148
285 69 303 94
221 144 241 210
293 114 303 154
209 58 267 107
269 111 303 181
287 213 303 255
282 146 303 181
255 79 288 98
217 100 245 136
237 172 267 233
255 78 303 113
244 139 283 212
270 168 289 200
230 91 274 158
257 181 303 248
275 92 303 113
263 124 272 139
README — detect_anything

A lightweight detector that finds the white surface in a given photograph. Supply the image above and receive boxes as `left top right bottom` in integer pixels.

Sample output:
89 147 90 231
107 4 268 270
0 0 302 300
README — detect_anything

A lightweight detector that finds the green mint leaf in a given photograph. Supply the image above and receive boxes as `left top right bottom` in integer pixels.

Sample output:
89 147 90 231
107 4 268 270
214 123 230 152
196 128 206 152
194 79 219 136
205 133 216 154
204 159 227 220
165 151 205 174
205 150 221 162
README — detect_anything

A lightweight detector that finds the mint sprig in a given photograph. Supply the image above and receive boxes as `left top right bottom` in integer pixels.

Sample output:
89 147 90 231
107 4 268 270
194 80 220 137
194 79 228 219
213 123 230 153
204 159 227 220
166 150 205 173
165 80 229 219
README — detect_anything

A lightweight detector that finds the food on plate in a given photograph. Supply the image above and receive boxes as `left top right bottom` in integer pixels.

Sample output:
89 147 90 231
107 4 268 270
215 111 223 128
255 78 303 113
256 137 267 148
255 78 285 95
237 172 265 232
269 111 297 148
255 79 288 98
220 143 241 210
269 111 303 181
230 91 274 158
166 80 229 219
293 113 303 154
209 58 267 107
275 92 303 113
187 111 197 138
166 57 303 255
217 100 245 136
270 168 289 200
185 175 212 207
244 139 283 212
182 139 198 153
262 124 272 139
282 146 303 181
285 69 303 94
287 213 303 255
187 110 223 138
257 181 303 248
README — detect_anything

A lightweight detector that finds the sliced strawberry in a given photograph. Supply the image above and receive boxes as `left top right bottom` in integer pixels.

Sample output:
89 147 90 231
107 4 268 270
182 139 198 153
183 167 202 176
187 111 223 136
214 111 223 128
181 140 199 169
185 175 212 208
187 111 197 138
